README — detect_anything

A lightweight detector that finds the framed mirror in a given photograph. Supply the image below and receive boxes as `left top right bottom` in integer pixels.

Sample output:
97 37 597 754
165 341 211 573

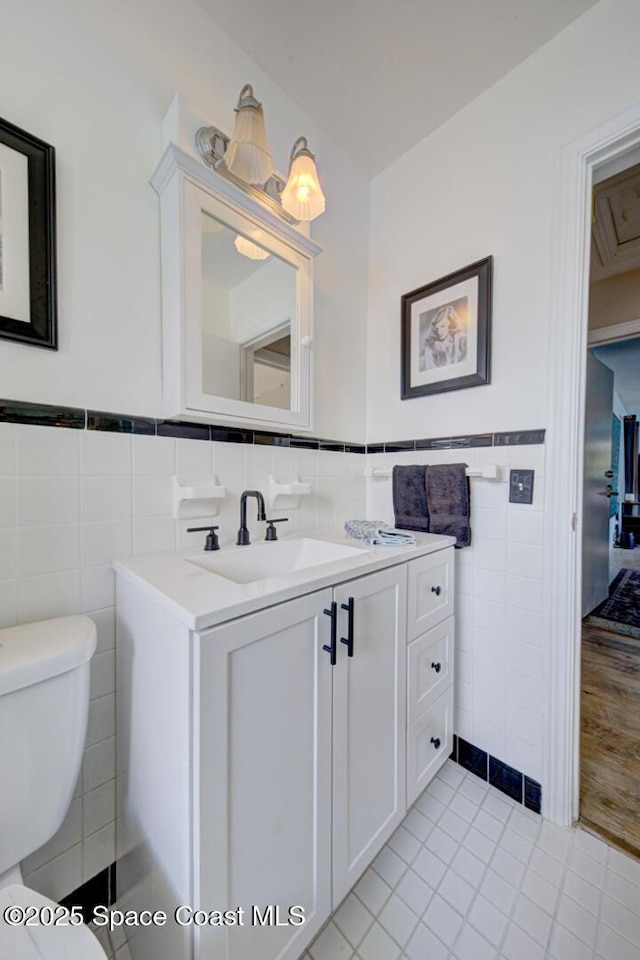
152 145 322 431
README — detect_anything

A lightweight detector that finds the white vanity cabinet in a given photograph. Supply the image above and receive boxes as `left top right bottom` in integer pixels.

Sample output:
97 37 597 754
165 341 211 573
115 536 453 960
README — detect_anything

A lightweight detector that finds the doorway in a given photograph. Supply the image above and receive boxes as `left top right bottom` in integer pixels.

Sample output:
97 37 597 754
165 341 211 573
544 103 640 830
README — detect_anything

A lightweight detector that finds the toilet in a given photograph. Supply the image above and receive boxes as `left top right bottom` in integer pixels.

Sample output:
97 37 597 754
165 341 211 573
0 615 108 958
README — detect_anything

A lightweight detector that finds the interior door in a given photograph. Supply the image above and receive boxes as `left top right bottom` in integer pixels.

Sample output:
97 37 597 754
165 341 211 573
582 351 614 616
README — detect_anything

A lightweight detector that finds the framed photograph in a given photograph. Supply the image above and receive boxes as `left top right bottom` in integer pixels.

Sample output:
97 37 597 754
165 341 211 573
0 116 57 349
401 256 492 399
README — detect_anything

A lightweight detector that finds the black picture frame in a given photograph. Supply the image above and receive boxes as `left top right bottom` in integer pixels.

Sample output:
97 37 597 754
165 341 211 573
401 256 492 399
0 116 57 349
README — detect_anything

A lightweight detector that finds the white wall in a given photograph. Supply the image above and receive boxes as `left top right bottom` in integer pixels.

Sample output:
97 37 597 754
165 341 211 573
366 0 640 791
0 0 369 441
367 0 640 443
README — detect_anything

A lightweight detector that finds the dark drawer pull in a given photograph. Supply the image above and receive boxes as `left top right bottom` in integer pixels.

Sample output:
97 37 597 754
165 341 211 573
431 585 442 596
431 661 442 673
430 736 441 749
322 602 337 666
340 596 355 657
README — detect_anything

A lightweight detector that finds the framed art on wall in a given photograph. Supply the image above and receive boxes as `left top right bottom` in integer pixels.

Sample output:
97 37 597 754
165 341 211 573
0 116 57 349
401 256 492 399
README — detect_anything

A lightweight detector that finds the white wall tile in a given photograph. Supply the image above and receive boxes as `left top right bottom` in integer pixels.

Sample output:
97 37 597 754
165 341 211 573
506 574 543 613
81 565 115 611
0 476 17 527
16 571 80 623
507 511 544 545
506 607 543 647
133 435 175 475
0 423 16 473
22 844 83 904
176 437 213 477
133 517 176 555
84 780 116 840
83 737 116 793
17 425 79 476
18 477 80 526
506 543 544 579
81 519 133 567
0 528 17 579
82 477 132 522
82 821 115 883
80 431 132 475
133 475 173 518
86 694 115 747
0 579 17 627
474 508 507 540
18 524 80 576
90 650 115 700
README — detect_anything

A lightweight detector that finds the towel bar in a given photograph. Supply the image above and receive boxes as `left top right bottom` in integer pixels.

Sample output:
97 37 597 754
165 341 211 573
365 464 508 481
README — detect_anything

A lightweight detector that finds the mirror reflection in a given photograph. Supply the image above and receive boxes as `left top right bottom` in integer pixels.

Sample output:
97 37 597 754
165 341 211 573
201 210 296 410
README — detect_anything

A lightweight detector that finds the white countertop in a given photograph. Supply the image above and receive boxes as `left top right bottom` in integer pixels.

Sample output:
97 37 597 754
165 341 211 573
113 527 455 632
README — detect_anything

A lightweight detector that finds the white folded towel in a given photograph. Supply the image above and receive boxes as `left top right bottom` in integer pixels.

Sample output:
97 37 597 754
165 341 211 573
344 520 416 547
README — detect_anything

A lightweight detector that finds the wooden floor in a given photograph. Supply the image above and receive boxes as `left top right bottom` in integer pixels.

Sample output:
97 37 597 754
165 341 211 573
581 622 640 859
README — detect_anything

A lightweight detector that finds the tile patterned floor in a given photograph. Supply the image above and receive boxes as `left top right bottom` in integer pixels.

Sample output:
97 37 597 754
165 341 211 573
303 760 640 960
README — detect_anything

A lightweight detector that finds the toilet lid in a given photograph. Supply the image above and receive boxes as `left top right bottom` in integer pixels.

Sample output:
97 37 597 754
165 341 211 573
0 884 107 959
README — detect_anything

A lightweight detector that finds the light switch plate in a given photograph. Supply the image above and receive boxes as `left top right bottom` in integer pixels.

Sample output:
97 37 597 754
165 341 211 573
509 469 534 504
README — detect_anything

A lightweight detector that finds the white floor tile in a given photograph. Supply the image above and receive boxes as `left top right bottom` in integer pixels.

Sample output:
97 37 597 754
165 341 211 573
304 763 640 960
453 923 498 960
309 920 354 960
377 893 418 948
334 893 374 949
358 921 401 960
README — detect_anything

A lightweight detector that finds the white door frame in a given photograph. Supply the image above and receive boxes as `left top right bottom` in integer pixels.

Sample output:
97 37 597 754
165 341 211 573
544 102 640 827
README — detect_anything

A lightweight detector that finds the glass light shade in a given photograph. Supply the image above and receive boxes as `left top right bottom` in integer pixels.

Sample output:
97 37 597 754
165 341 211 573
234 235 270 261
225 84 274 186
281 139 326 221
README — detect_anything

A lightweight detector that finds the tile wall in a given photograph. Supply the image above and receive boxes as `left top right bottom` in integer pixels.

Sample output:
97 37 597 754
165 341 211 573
366 443 546 786
3 417 546 903
0 421 366 901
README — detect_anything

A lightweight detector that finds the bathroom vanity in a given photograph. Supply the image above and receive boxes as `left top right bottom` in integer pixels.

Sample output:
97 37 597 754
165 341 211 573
114 530 454 960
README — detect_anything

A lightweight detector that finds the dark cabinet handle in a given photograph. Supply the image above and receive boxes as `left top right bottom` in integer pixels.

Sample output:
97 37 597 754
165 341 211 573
431 661 442 673
430 737 441 749
323 602 337 666
340 596 355 657
431 585 441 596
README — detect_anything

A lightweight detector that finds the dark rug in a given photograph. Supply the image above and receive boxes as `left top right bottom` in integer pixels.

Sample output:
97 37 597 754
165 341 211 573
585 568 640 639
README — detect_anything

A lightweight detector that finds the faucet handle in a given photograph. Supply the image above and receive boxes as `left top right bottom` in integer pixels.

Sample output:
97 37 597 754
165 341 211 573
265 518 289 541
187 525 220 551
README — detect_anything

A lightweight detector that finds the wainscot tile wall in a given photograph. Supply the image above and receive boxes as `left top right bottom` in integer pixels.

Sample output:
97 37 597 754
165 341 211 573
366 441 546 788
0 419 366 903
0 400 546 905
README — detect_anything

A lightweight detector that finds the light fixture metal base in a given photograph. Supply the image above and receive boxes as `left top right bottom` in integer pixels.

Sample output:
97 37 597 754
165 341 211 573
195 125 299 226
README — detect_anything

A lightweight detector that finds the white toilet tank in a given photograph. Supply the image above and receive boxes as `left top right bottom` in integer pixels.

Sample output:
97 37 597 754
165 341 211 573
0 616 97 878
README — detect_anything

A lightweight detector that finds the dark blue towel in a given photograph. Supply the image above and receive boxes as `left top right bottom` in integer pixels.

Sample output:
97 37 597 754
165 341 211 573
392 462 471 547
392 464 430 532
425 463 471 547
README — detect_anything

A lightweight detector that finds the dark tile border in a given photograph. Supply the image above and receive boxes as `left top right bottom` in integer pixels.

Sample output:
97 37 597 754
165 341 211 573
0 399 545 454
454 737 541 815
60 863 116 924
0 398 85 429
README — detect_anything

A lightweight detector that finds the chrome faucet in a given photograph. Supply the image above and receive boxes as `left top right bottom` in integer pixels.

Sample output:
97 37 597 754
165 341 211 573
236 490 266 545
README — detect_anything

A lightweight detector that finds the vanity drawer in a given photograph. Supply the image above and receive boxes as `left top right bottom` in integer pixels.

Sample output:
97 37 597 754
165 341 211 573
407 687 453 807
407 548 454 639
407 617 453 726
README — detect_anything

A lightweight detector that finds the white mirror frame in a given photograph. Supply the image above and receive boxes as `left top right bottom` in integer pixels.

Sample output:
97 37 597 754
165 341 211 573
151 144 322 431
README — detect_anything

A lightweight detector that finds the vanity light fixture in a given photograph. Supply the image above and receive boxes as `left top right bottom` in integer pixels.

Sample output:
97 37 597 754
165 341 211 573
234 235 270 261
281 137 326 222
195 84 326 225
225 84 274 186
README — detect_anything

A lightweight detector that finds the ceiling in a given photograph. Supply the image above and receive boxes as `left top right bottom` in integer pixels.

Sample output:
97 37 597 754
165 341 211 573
593 339 640 417
591 162 640 282
197 0 597 176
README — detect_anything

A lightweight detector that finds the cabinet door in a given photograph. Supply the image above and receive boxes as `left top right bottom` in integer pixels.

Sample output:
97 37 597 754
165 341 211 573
332 566 407 906
195 589 333 960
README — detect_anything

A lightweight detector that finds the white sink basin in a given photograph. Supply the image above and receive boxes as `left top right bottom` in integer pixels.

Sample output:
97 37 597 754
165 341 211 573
187 537 367 584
